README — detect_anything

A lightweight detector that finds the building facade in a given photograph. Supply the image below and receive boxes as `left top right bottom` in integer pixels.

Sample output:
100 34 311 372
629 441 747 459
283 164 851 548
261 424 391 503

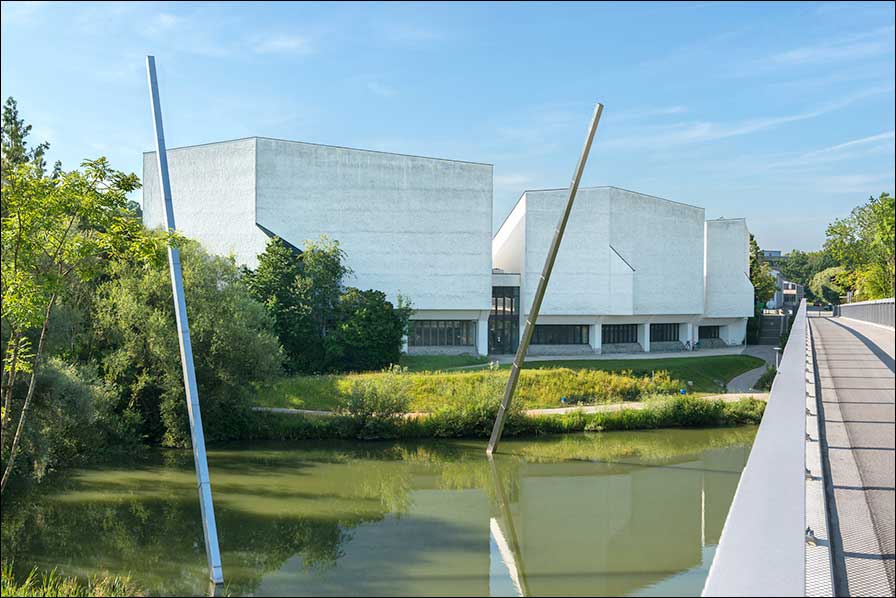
491 188 753 355
144 137 494 355
144 139 753 357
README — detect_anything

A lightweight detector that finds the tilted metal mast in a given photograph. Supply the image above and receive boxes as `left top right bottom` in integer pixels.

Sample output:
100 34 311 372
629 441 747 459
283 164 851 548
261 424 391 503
487 103 604 455
146 55 224 585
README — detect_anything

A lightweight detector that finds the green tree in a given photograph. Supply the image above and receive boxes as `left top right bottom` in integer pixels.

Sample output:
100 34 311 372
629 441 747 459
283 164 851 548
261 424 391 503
749 235 776 305
809 266 847 305
779 249 835 290
95 239 284 446
245 237 310 373
1 97 58 183
247 235 349 373
1 158 161 493
824 193 895 300
327 289 412 372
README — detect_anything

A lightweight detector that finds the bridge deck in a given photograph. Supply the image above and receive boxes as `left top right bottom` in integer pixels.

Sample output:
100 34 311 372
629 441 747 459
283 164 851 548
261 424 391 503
811 313 895 596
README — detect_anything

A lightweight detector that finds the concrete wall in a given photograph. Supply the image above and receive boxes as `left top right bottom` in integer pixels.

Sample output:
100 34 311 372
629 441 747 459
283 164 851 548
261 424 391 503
254 138 493 312
492 196 526 275
518 187 705 318
704 219 753 318
143 138 267 263
145 137 494 315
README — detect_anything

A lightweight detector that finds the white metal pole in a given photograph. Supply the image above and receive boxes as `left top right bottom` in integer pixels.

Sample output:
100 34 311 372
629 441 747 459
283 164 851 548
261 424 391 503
487 103 604 455
146 55 224 586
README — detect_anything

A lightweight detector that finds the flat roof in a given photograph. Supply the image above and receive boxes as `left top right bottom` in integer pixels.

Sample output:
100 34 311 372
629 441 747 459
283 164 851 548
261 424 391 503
143 135 493 167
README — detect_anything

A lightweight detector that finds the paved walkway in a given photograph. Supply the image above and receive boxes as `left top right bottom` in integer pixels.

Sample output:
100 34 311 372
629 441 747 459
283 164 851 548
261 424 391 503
810 313 895 596
727 345 777 392
253 392 769 419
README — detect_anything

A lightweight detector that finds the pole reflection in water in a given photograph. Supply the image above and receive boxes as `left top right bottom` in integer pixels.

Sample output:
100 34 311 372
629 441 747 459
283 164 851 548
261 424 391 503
488 454 530 597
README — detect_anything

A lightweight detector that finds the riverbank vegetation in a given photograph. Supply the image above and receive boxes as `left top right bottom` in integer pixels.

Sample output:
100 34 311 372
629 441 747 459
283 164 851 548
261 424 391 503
0 564 141 597
253 354 764 413
249 388 766 442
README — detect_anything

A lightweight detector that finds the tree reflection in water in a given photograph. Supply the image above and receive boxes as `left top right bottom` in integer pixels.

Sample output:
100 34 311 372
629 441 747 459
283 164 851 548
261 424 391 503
2 427 755 597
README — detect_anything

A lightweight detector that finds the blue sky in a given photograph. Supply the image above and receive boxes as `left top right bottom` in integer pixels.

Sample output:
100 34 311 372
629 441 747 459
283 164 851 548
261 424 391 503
2 1 893 250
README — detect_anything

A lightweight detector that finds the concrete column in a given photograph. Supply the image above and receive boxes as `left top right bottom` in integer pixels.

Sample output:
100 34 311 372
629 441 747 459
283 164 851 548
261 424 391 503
639 322 651 353
590 318 602 354
477 313 489 357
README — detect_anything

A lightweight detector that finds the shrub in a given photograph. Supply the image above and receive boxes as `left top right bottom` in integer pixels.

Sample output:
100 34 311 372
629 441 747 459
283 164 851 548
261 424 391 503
424 376 521 438
326 288 411 373
336 366 411 439
246 236 411 374
722 398 766 424
2 359 141 485
94 239 284 447
245 396 765 442
754 366 776 391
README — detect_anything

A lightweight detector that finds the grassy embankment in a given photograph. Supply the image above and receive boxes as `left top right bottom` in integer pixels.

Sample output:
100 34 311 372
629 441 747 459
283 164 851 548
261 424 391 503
0 564 141 597
246 393 767 441
254 354 765 412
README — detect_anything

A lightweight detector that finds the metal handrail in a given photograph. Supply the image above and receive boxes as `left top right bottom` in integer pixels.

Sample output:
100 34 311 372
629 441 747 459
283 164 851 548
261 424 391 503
703 299 807 597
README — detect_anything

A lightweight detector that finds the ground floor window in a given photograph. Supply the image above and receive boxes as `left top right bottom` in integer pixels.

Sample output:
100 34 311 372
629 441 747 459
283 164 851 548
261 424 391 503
650 323 680 342
409 320 475 346
532 324 589 345
698 325 721 340
602 324 638 344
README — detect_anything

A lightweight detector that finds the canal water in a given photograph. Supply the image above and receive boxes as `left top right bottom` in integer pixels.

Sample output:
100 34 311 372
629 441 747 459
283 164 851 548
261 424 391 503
1 427 755 596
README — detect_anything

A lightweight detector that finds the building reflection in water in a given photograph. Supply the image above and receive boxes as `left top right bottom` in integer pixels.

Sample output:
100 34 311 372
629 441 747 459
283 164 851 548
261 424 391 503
486 445 750 597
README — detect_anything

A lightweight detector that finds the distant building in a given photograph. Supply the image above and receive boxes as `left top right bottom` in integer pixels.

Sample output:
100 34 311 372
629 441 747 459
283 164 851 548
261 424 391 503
144 138 754 356
766 268 803 313
761 249 786 269
782 280 805 312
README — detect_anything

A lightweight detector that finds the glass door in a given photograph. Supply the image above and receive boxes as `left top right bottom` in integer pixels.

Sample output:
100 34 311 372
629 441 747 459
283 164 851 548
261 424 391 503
489 286 520 354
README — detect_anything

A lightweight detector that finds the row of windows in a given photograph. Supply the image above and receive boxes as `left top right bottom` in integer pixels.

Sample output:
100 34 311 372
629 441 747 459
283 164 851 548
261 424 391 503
650 323 680 342
532 325 590 345
602 324 638 344
698 325 720 339
408 320 475 347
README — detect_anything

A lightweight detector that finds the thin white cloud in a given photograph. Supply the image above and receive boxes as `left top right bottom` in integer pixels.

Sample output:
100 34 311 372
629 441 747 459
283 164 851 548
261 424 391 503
604 85 894 150
813 173 895 194
253 34 313 55
772 26 895 66
802 131 895 159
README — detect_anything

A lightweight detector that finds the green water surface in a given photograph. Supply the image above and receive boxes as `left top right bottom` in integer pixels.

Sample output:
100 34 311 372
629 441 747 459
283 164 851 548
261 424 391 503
1 427 756 596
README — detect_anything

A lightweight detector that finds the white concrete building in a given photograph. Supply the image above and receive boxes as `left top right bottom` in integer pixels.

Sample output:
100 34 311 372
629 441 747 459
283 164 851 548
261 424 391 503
491 187 753 355
144 139 753 357
143 137 494 355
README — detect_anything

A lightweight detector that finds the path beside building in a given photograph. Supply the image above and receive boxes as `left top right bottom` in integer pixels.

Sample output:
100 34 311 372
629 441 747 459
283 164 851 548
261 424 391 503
726 345 777 393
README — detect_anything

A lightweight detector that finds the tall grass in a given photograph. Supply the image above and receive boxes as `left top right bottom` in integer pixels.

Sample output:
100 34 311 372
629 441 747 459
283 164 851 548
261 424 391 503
1 563 141 597
246 395 766 441
255 366 682 412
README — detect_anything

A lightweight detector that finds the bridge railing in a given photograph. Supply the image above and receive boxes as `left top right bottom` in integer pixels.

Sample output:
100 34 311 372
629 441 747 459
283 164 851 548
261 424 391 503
834 297 895 329
703 299 808 597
